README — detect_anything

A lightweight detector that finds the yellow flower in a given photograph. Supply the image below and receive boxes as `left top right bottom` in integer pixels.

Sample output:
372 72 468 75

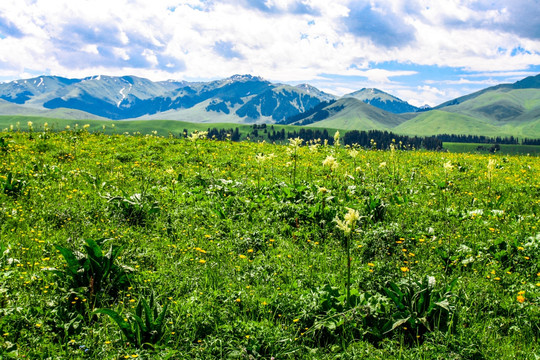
517 295 525 303
367 263 375 267
400 267 409 272
239 254 247 259
198 259 206 264
293 319 300 322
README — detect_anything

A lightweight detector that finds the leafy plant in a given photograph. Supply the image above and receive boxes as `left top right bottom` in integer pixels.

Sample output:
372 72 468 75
51 238 132 307
94 293 169 348
0 137 10 153
365 196 386 223
382 276 457 342
1 172 26 198
106 191 160 226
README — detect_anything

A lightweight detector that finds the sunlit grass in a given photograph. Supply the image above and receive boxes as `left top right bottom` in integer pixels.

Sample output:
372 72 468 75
0 128 538 358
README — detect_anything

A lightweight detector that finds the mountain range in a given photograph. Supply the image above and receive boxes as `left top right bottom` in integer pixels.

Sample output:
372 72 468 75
0 73 539 138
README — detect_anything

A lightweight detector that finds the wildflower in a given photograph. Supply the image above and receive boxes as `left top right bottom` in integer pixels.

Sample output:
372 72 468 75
443 161 453 172
189 130 208 141
293 319 300 322
517 294 525 303
322 155 339 171
288 137 303 148
198 259 206 264
334 131 340 147
344 207 360 224
348 148 359 158
487 159 496 177
379 162 387 169
400 267 409 272
335 219 351 235
316 186 330 194
255 153 267 163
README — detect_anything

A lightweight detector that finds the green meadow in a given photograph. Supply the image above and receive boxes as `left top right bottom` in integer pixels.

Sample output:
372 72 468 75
0 124 538 359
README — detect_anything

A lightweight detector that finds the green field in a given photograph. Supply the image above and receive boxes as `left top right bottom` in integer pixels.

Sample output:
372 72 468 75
0 127 538 359
443 142 540 155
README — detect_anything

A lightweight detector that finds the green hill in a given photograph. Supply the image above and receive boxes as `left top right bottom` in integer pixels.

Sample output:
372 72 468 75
293 98 407 130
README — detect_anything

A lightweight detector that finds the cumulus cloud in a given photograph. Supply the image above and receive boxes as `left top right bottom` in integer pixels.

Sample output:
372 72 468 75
0 0 538 105
344 2 417 47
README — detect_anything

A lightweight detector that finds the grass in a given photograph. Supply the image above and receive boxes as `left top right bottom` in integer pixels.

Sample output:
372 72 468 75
443 142 540 155
0 127 538 359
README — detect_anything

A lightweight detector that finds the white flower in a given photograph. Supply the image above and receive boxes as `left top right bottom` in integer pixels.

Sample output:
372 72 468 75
335 218 351 235
487 159 496 172
333 131 340 147
255 153 267 163
189 130 208 141
317 186 330 194
443 161 453 171
288 137 303 148
322 155 339 170
344 207 360 225
379 162 387 168
348 149 359 158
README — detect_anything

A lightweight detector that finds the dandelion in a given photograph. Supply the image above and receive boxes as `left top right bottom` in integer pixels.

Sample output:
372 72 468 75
401 267 410 272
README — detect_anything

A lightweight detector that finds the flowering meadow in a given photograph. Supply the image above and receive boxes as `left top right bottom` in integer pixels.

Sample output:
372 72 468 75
0 126 538 359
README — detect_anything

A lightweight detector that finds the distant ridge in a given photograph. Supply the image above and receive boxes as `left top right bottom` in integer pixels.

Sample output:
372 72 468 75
0 73 539 138
343 88 418 113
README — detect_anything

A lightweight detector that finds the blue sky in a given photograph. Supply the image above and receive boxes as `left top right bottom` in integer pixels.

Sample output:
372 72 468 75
0 0 539 106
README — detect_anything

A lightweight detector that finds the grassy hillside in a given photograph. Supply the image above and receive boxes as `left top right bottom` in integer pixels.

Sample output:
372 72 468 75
0 130 538 359
438 89 540 123
394 110 504 136
303 98 406 130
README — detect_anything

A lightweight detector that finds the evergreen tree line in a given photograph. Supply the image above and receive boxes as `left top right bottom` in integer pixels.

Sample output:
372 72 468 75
522 138 540 145
181 126 538 151
434 134 520 144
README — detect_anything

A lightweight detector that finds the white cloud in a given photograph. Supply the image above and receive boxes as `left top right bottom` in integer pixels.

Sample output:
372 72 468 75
0 0 538 106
